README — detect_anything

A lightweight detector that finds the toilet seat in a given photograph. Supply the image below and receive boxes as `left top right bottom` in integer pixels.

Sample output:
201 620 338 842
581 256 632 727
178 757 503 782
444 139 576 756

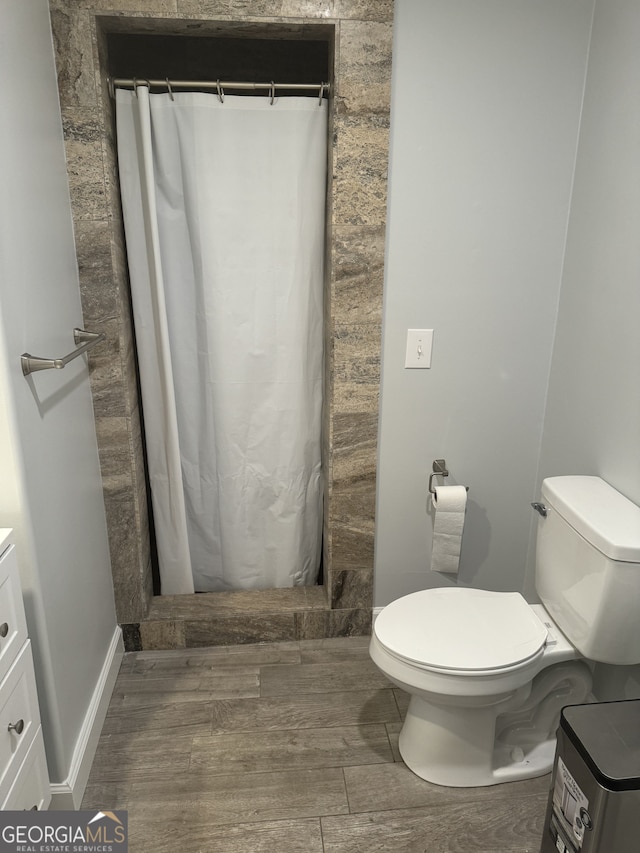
374 588 548 675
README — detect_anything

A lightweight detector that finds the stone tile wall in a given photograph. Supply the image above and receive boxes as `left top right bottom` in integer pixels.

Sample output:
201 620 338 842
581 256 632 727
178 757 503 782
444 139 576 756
49 0 392 648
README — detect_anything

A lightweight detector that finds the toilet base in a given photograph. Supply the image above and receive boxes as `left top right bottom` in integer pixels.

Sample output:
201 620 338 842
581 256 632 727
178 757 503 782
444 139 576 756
397 660 593 787
398 693 556 787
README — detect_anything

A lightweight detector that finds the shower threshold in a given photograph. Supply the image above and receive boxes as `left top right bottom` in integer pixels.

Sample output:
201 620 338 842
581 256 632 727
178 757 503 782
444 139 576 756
133 585 329 650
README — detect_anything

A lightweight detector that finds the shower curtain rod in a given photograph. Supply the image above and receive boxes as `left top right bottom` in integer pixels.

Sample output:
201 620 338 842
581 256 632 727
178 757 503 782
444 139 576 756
110 77 330 100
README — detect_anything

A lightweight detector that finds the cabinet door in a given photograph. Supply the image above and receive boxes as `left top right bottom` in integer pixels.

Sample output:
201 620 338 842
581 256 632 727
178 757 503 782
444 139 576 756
1 728 50 811
0 642 41 803
0 545 28 686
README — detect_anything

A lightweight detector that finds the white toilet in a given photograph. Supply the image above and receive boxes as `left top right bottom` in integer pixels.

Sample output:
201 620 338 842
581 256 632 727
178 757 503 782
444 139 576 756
370 475 640 787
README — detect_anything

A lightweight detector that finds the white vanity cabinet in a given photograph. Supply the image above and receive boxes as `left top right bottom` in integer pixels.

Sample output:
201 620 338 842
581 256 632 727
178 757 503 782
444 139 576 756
0 530 50 810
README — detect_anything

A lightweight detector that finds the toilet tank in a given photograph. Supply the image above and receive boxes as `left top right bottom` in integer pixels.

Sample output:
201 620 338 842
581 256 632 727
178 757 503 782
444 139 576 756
535 476 640 665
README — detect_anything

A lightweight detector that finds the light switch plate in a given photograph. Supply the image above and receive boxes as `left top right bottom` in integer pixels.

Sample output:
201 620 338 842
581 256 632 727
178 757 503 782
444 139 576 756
405 329 433 368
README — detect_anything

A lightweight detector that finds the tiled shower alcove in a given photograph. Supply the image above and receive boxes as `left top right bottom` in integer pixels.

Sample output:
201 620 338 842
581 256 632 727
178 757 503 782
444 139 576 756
50 0 393 650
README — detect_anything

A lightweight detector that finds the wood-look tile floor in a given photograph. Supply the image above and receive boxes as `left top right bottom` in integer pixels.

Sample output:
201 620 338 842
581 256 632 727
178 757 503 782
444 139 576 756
82 637 549 852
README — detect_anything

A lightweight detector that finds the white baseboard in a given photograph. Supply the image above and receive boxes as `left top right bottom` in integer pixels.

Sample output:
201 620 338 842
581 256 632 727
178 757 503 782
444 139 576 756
49 626 123 810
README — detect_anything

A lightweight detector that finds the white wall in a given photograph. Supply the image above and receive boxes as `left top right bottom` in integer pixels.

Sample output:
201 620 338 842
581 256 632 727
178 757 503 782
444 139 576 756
0 0 121 805
374 0 594 606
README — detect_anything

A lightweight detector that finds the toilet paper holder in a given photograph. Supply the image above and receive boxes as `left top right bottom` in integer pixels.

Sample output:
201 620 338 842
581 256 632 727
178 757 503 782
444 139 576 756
428 459 468 494
428 459 449 494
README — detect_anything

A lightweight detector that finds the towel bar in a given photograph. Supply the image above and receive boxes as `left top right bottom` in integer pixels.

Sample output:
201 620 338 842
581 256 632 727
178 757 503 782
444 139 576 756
21 329 105 377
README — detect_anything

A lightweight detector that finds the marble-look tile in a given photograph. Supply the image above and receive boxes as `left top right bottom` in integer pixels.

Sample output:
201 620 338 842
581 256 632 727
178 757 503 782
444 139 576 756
130 404 148 500
177 0 331 18
101 124 124 229
260 659 389 695
129 767 349 827
332 225 385 324
51 0 177 10
120 623 142 652
330 522 374 570
139 620 186 650
329 481 376 570
336 20 393 115
110 224 132 313
143 554 155 608
321 795 548 852
61 110 108 220
333 323 381 387
330 479 376 526
332 113 390 226
101 15 329 35
103 485 148 623
94 417 133 480
73 220 119 323
343 762 551 815
333 0 393 21
191 724 393 773
330 568 373 609
87 319 127 417
295 609 330 640
120 309 141 416
332 411 378 484
210 688 399 733
61 105 103 143
129 818 324 853
64 139 107 220
332 378 379 415
328 607 372 636
49 8 97 108
184 613 297 646
149 586 326 618
280 0 334 16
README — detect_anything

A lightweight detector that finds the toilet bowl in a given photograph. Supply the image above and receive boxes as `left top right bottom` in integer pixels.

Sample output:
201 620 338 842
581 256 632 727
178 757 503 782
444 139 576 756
370 476 640 788
370 588 592 787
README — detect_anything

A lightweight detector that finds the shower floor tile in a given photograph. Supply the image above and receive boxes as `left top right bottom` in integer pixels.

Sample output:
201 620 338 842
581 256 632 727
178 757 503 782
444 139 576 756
83 637 550 852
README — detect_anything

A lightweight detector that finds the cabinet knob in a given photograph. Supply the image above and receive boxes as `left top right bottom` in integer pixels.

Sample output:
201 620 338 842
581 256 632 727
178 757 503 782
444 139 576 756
8 719 24 735
0 623 8 638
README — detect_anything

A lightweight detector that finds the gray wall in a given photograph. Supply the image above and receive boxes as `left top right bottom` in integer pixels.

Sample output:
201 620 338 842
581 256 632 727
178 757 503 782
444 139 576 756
0 0 119 797
374 0 595 606
529 0 640 698
526 0 640 588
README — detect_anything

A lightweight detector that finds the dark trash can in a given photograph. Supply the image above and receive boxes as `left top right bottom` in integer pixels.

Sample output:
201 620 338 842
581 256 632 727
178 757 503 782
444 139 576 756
539 699 640 853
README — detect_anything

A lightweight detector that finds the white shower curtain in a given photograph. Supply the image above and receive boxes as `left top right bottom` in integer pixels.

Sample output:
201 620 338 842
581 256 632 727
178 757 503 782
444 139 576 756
116 87 327 593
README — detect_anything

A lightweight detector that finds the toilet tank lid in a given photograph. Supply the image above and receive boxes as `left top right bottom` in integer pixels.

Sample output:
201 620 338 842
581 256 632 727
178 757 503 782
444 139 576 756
541 476 640 562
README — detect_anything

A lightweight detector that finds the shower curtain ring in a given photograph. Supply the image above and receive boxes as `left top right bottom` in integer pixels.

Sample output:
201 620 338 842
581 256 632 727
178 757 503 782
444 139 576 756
166 78 174 101
216 79 224 103
133 78 151 97
318 82 324 106
270 81 276 105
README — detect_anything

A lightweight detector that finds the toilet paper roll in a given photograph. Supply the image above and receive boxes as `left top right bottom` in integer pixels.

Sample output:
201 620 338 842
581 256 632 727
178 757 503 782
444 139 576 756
431 485 468 575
